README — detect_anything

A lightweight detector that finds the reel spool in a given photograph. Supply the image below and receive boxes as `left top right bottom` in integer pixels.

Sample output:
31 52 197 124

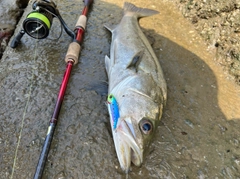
23 10 53 39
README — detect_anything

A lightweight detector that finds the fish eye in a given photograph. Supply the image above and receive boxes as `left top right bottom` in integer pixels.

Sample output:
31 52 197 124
140 119 153 135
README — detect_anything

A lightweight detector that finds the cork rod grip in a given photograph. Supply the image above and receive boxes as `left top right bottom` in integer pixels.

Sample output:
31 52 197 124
65 42 81 65
75 15 87 29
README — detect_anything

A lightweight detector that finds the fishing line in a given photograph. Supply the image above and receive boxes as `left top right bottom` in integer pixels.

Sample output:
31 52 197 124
10 21 40 179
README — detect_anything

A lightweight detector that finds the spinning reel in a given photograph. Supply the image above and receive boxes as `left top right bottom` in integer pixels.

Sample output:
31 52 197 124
11 0 75 48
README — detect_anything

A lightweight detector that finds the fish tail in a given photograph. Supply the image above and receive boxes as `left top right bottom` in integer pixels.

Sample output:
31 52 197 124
123 2 159 18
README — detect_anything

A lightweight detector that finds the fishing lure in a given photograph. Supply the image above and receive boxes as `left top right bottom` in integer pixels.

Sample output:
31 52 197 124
107 94 120 130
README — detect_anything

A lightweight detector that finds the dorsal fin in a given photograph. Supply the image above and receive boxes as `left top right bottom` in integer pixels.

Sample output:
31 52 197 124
104 24 116 33
126 50 144 72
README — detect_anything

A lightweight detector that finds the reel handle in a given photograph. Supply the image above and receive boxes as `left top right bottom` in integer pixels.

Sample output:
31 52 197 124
10 30 25 48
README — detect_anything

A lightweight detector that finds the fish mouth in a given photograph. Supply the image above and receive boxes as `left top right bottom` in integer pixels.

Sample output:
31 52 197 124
112 119 143 173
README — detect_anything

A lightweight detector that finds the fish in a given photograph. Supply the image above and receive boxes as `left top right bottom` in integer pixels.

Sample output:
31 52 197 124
105 2 167 173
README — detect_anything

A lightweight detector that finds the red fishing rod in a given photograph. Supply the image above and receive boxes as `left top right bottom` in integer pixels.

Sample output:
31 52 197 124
33 0 93 178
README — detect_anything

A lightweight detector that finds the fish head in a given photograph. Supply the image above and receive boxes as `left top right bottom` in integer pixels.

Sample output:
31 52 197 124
109 97 161 173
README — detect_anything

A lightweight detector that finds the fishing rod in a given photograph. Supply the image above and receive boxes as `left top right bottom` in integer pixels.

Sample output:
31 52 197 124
9 0 93 177
8 0 95 178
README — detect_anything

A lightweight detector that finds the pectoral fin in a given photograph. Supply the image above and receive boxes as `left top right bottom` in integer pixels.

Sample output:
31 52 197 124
126 50 144 72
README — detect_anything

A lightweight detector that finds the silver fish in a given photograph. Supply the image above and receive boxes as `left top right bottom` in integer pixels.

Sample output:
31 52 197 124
105 2 167 172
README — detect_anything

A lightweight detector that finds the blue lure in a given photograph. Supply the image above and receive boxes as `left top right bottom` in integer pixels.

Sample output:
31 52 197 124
107 94 120 130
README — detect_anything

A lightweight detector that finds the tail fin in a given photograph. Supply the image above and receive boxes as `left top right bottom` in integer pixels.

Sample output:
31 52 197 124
123 2 159 18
